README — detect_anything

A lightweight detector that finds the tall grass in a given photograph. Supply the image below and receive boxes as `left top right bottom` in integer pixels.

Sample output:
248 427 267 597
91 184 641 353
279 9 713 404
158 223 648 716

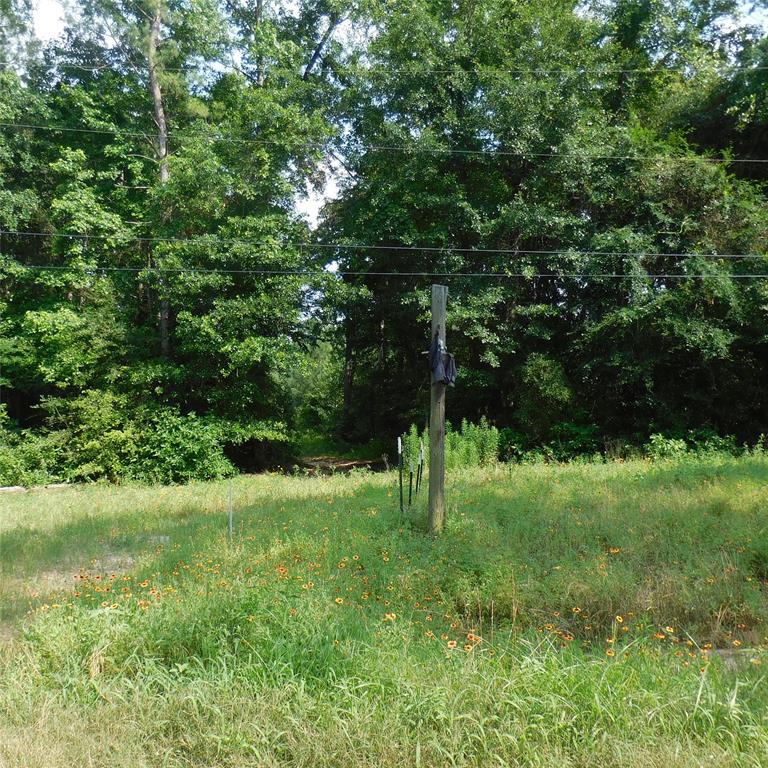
1 456 767 767
403 416 500 470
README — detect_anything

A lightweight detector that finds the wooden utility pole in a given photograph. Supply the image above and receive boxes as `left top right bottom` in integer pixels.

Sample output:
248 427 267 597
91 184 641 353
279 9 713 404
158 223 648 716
428 284 448 534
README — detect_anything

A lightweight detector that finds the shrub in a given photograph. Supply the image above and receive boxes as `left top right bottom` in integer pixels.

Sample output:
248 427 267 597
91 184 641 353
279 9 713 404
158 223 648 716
644 433 688 460
0 404 61 486
0 406 26 486
685 429 738 456
129 409 236 484
498 427 528 462
0 397 242 486
644 431 743 461
41 390 137 481
517 353 573 440
548 422 601 461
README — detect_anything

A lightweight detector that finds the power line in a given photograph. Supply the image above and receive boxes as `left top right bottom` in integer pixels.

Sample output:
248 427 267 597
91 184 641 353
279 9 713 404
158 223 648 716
2 121 766 164
16 57 768 77
2 229 766 259
4 264 767 279
398 64 768 76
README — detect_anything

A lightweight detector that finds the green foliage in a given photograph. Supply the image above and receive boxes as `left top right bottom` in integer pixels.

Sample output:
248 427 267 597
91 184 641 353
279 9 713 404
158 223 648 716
549 422 601 458
40 390 135 481
2 0 768 479
645 433 690 460
0 394 275 485
0 0 346 480
686 429 739 456
0 404 53 486
130 409 236 485
517 354 574 440
645 430 744 461
285 341 345 434
323 0 768 450
498 427 528 462
499 421 602 462
403 417 500 470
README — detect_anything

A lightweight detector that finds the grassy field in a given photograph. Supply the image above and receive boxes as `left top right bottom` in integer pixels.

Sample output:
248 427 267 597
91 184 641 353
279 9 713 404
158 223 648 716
1 456 767 767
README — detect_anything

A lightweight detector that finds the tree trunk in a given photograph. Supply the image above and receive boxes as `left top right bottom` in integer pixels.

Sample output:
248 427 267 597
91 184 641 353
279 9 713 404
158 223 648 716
255 0 265 87
148 8 169 185
342 317 356 435
303 13 340 79
148 5 170 357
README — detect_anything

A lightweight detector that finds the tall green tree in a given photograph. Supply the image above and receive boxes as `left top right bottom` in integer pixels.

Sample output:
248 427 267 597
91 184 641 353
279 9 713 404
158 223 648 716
323 0 768 445
2 0 767 483
1 0 347 478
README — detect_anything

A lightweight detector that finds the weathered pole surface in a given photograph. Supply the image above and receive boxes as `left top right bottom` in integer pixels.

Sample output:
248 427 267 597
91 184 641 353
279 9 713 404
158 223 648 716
428 284 448 534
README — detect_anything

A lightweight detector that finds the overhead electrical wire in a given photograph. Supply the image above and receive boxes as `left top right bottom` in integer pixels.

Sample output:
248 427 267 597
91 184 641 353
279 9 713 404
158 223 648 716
2 58 766 280
1 121 766 164
11 57 768 77
1 229 766 260
2 48 766 284
3 264 767 279
392 64 768 76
